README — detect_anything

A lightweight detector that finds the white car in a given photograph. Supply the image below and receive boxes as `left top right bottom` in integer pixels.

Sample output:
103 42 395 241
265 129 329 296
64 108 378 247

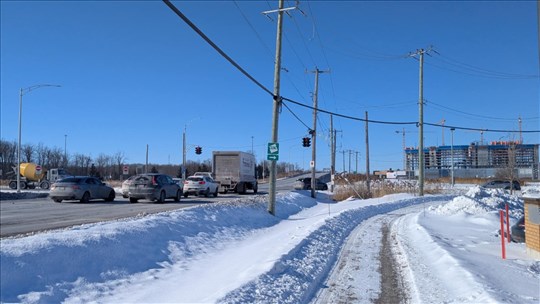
183 176 219 197
121 175 137 198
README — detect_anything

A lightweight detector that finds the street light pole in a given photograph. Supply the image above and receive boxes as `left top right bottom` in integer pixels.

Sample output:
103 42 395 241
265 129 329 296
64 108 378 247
17 84 61 192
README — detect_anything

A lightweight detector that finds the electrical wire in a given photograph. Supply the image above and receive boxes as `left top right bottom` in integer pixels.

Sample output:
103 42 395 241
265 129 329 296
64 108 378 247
163 1 540 135
425 99 539 121
163 0 274 97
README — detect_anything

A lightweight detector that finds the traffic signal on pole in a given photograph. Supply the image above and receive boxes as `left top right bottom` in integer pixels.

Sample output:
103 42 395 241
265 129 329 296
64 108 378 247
195 146 202 154
302 137 311 147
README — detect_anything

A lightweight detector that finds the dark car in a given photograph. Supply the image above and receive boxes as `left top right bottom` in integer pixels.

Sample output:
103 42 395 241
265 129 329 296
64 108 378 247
50 176 115 203
511 216 525 243
293 177 328 191
481 180 521 190
128 173 182 203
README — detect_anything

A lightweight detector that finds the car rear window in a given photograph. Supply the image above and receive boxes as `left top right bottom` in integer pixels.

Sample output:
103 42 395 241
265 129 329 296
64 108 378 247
188 177 203 182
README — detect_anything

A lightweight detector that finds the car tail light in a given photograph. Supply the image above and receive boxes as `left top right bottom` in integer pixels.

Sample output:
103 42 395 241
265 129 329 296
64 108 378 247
184 181 189 184
199 181 205 185
152 176 158 185
72 185 80 190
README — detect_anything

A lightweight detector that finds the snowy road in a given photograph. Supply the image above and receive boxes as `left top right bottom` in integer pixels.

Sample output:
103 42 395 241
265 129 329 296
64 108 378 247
1 187 538 303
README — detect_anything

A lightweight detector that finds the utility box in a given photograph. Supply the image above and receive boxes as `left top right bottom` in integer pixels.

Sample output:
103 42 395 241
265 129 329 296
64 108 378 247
524 197 540 258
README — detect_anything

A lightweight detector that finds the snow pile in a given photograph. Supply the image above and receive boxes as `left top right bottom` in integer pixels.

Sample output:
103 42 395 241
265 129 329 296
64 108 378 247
429 185 523 218
0 190 49 200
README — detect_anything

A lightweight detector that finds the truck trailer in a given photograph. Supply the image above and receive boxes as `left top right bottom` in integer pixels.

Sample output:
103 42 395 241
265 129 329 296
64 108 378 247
212 151 257 194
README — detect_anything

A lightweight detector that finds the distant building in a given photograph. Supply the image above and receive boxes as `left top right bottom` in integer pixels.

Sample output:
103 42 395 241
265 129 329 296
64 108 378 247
404 141 539 179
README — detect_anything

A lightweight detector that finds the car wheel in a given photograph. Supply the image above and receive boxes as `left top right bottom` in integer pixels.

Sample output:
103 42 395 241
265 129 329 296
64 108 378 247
129 197 138 203
174 190 181 202
157 191 165 203
213 187 218 197
253 183 258 194
105 190 115 202
80 192 90 203
184 193 189 198
204 188 210 197
53 198 62 203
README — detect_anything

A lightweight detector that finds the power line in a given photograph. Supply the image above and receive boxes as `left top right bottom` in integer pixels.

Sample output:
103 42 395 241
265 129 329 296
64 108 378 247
163 0 274 97
426 99 539 121
163 1 540 135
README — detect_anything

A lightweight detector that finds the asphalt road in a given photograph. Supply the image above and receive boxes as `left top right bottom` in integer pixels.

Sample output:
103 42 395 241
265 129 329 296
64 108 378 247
1 174 327 238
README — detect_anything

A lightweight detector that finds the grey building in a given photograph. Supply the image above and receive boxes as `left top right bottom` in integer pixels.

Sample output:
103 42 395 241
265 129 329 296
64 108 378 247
405 141 539 179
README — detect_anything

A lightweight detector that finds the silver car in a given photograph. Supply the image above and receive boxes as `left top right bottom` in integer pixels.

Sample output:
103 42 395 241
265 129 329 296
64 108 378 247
128 173 182 203
50 176 115 203
183 176 219 197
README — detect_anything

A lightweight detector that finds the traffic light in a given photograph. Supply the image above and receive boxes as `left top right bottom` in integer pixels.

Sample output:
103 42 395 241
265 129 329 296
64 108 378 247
302 137 311 147
195 146 202 154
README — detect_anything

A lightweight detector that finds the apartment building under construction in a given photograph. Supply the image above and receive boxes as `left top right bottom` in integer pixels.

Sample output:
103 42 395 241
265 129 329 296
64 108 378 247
404 141 539 179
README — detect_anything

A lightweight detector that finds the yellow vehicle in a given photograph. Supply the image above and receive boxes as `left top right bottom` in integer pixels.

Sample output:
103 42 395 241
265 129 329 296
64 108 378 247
8 163 68 190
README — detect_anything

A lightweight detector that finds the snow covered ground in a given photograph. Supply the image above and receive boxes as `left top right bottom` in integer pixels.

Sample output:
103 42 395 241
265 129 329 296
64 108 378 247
1 185 539 303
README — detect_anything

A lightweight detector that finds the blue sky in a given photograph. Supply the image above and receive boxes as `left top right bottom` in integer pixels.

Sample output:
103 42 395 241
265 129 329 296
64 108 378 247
1 0 538 172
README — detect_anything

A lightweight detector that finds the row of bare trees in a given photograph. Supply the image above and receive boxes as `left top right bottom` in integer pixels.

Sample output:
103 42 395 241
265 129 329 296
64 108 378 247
1 139 303 181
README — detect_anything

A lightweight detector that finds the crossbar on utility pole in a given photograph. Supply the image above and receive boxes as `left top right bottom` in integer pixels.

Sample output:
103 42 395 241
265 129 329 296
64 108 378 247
307 67 329 198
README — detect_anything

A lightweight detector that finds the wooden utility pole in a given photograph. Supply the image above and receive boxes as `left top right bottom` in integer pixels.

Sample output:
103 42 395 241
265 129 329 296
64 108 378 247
267 0 285 215
330 115 335 192
307 67 329 198
365 111 371 195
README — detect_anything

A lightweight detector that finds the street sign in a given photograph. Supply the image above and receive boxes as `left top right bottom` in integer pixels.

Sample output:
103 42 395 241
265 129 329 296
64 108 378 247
35 165 42 175
310 160 315 168
267 142 279 161
267 154 279 161
123 165 129 175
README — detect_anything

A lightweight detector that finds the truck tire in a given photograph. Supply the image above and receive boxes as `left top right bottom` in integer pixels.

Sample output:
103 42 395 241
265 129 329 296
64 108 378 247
237 182 246 195
8 181 17 189
20 181 27 189
40 181 50 190
253 182 258 194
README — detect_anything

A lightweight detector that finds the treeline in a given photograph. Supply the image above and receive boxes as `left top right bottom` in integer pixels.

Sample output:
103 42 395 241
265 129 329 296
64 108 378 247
0 139 302 180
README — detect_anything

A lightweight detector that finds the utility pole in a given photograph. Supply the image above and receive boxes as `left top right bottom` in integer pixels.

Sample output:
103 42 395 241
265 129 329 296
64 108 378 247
266 0 286 215
365 111 371 195
182 127 186 180
342 150 346 172
410 47 433 196
348 150 352 173
330 114 335 192
145 144 149 173
307 67 329 198
518 116 523 144
355 151 359 173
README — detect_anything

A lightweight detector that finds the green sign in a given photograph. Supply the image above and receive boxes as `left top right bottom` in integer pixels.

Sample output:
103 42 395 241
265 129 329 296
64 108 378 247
267 154 279 161
267 142 279 161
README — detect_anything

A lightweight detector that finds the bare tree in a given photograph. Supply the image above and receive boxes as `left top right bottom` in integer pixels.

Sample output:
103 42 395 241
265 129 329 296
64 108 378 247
0 139 17 178
22 143 35 163
113 151 126 179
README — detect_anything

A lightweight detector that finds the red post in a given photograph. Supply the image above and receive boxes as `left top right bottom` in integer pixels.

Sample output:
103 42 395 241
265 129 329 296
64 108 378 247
505 204 511 243
499 210 506 259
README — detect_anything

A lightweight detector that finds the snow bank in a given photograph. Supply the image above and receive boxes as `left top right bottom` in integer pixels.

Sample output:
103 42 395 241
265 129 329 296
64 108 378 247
429 185 524 218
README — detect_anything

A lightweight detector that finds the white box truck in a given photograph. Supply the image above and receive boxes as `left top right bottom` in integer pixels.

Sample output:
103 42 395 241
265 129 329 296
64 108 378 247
212 151 257 194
